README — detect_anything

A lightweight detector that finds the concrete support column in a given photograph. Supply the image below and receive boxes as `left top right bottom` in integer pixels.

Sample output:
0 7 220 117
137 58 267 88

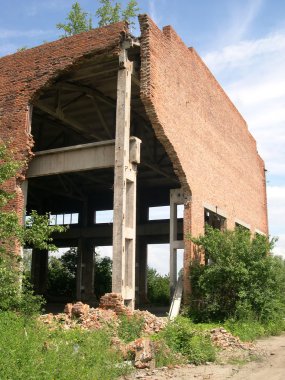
81 239 95 303
170 189 185 297
76 238 83 301
136 239 148 305
112 44 140 310
31 249 48 295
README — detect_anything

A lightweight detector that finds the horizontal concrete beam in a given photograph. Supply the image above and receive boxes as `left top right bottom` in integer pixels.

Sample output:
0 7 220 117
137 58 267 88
27 137 141 178
50 220 183 241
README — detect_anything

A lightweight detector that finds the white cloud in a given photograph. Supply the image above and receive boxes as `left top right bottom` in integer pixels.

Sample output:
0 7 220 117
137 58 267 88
204 32 285 74
148 0 162 25
213 0 263 47
228 0 263 42
203 28 285 256
272 234 285 258
267 186 285 227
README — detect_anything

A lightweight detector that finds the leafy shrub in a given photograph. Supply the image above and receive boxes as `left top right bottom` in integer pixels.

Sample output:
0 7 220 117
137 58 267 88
158 317 216 364
189 227 285 323
152 338 186 367
147 267 170 305
0 255 43 315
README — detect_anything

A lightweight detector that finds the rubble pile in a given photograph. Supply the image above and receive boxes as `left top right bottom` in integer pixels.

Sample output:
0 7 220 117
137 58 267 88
112 337 155 369
210 328 255 350
134 310 167 334
40 295 166 335
99 293 133 316
40 301 119 330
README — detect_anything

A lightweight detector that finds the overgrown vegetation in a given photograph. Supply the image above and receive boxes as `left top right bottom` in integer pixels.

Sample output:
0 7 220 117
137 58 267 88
188 226 285 324
0 143 64 314
117 314 144 343
0 312 130 380
155 317 216 364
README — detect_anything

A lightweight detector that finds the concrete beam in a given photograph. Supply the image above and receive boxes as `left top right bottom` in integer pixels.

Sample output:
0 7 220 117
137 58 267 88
27 137 141 178
50 220 183 241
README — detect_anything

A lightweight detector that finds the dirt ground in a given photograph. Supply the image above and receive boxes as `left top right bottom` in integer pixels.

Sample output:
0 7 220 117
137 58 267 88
124 334 285 380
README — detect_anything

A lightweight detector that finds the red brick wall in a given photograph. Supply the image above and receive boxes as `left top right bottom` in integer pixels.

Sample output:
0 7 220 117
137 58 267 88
139 15 268 283
0 22 127 223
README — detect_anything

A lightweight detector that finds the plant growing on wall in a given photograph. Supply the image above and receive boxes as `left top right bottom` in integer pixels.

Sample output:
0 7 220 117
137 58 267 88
57 0 139 37
0 143 65 313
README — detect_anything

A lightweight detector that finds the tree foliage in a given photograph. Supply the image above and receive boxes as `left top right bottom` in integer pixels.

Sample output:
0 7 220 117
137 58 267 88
56 2 92 37
96 0 139 27
188 226 285 323
57 1 139 37
47 249 112 300
147 267 170 305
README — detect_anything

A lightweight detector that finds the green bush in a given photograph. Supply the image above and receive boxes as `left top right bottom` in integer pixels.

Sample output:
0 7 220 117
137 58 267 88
0 255 43 315
158 317 216 364
0 312 130 380
189 227 285 323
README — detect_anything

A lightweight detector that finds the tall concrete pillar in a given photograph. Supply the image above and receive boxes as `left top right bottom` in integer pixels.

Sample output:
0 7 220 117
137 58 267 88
136 239 148 305
112 43 141 310
170 189 185 297
31 248 48 295
81 239 95 303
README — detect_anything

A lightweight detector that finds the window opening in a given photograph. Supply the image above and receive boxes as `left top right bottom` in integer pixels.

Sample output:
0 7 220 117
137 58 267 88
148 206 170 221
94 210 113 224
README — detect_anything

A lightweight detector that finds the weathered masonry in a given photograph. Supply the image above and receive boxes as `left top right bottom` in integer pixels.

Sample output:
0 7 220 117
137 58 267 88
0 15 268 308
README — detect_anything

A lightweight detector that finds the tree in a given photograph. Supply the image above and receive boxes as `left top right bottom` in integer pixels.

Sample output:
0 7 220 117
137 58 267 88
0 143 65 313
96 0 139 27
56 2 92 37
188 226 285 323
57 1 139 38
147 267 170 305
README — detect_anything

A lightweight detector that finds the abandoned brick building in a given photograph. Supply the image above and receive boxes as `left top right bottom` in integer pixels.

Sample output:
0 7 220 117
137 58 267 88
0 15 268 308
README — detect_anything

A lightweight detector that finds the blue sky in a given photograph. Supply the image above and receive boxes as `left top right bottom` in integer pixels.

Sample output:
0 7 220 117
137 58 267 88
1 0 285 271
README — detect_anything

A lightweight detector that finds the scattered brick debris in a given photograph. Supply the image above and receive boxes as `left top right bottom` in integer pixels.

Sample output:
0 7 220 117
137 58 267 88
210 328 255 351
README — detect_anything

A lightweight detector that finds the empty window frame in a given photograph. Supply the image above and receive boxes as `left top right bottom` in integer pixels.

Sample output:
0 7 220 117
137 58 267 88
49 213 79 225
94 210 113 224
148 206 170 221
204 208 226 230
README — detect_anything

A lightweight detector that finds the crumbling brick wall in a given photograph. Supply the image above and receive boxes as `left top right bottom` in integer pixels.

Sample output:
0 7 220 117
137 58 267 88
139 15 268 291
0 22 127 223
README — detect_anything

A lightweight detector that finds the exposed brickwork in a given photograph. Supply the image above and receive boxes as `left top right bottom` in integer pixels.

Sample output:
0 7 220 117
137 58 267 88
0 22 127 223
0 16 268 300
138 15 268 291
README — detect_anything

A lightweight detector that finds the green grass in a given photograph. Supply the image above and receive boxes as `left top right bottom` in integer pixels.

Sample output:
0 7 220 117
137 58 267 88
224 318 285 341
0 312 131 380
156 317 217 365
